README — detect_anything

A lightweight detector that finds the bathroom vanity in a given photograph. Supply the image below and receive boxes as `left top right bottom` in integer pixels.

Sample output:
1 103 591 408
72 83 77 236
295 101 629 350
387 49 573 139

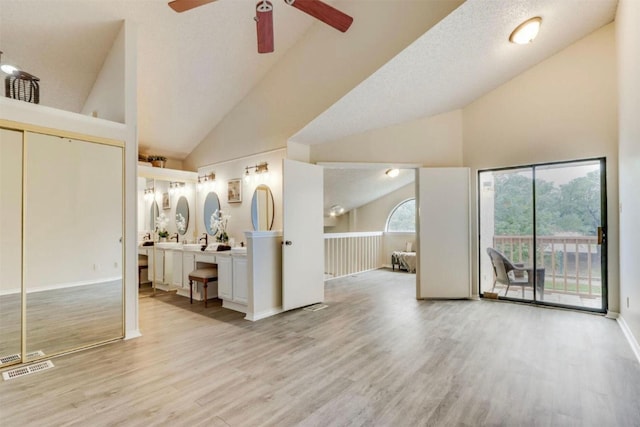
139 230 282 320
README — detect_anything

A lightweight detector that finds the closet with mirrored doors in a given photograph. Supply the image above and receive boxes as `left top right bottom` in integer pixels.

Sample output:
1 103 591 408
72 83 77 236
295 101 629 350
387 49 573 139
0 122 124 369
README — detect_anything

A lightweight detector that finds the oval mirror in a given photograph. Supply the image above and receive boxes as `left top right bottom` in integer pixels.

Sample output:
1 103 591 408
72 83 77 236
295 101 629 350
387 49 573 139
251 184 274 231
203 192 221 235
175 196 189 235
150 200 159 231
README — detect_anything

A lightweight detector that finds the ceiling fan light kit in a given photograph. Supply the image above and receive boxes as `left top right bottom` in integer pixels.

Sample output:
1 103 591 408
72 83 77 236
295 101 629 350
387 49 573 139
168 0 353 54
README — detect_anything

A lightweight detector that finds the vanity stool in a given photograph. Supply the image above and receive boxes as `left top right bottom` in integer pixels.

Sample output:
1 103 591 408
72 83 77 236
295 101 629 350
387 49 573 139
188 267 218 308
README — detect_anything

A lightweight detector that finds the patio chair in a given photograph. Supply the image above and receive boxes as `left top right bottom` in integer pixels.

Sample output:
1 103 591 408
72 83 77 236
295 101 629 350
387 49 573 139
486 247 531 297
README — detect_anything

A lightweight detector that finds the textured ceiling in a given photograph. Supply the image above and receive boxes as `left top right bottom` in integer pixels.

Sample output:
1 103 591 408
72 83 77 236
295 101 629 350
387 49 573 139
323 167 414 217
1 0 619 158
0 0 316 158
291 0 618 145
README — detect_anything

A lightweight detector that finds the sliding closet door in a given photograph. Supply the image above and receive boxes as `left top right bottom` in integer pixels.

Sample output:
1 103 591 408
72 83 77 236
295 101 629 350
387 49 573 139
0 128 23 366
24 132 124 357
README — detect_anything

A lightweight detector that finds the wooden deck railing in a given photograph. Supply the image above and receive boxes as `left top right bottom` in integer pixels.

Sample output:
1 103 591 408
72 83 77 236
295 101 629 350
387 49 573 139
324 232 384 279
492 235 601 297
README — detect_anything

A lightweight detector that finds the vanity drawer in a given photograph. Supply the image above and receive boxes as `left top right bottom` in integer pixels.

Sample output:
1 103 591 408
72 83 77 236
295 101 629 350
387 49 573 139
195 253 216 264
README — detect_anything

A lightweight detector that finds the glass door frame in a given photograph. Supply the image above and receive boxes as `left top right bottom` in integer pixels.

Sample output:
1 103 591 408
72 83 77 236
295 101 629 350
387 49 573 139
478 157 608 313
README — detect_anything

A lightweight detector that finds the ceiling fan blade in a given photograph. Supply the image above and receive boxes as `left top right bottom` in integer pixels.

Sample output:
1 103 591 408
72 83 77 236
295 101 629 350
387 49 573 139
168 0 217 13
285 0 353 33
256 1 274 54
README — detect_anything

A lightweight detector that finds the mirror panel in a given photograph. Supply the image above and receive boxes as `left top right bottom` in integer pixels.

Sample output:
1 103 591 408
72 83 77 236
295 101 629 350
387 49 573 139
203 192 220 235
0 128 23 365
150 200 159 232
24 132 123 356
251 184 275 231
175 196 189 235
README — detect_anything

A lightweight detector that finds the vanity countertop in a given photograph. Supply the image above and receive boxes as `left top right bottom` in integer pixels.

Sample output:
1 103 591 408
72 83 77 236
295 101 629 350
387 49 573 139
139 243 246 256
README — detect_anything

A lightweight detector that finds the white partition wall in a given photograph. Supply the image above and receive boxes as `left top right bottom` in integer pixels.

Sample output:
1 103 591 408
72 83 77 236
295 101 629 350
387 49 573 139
417 168 471 299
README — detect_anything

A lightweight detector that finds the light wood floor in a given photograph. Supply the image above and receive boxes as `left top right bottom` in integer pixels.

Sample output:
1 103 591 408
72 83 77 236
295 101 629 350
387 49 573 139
1 269 639 426
0 281 123 360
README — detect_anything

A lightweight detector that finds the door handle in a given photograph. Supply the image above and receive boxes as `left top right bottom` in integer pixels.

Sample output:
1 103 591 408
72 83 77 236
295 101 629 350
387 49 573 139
597 227 605 245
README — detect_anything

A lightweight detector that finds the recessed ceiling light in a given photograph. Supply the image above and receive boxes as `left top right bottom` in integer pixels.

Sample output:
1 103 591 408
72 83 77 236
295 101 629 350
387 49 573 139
385 168 400 178
509 17 542 44
329 204 345 217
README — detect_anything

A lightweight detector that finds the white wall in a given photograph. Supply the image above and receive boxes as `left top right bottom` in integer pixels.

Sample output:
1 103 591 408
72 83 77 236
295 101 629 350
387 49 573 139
197 149 285 245
311 110 464 166
0 129 23 294
462 23 619 309
184 0 464 169
350 182 415 232
616 0 640 350
81 21 125 124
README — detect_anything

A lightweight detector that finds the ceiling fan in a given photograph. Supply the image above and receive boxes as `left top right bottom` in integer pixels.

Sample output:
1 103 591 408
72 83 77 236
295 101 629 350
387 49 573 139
168 0 354 54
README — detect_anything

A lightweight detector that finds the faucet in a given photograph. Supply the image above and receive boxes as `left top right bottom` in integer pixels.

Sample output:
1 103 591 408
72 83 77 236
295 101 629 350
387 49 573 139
171 233 179 242
143 232 151 241
199 233 208 246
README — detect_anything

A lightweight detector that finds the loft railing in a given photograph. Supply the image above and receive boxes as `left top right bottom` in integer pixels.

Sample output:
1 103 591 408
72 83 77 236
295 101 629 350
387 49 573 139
492 235 601 297
324 232 383 280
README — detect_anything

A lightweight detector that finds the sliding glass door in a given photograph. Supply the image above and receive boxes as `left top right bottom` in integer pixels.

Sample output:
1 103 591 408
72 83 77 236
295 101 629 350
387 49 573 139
479 159 606 312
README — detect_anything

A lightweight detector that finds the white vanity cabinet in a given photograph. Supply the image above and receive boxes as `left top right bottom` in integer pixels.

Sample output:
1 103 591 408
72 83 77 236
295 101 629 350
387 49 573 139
153 249 164 284
172 250 183 288
216 252 248 312
217 254 233 300
232 256 248 304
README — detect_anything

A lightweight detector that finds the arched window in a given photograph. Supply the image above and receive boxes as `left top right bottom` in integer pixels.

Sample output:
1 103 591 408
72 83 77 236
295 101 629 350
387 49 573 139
386 198 416 232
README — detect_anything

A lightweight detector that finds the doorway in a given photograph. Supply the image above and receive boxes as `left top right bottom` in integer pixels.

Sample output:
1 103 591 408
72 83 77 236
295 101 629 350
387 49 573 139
320 163 418 294
479 158 607 312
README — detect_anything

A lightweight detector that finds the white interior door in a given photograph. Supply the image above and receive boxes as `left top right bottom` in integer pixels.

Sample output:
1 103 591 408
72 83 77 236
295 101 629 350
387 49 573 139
418 167 471 299
282 159 324 310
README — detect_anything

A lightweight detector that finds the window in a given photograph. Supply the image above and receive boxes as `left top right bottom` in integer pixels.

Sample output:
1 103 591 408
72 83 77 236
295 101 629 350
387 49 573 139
386 198 416 232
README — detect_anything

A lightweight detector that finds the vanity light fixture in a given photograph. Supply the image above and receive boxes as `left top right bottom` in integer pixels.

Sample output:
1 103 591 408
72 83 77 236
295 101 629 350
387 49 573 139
144 187 155 201
169 181 186 194
198 172 216 190
244 162 269 183
385 168 400 178
509 17 542 44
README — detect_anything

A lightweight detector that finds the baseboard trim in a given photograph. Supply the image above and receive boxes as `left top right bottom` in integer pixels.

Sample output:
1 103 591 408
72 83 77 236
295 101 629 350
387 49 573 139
606 310 619 319
222 299 247 314
617 315 640 365
125 329 142 340
245 307 283 322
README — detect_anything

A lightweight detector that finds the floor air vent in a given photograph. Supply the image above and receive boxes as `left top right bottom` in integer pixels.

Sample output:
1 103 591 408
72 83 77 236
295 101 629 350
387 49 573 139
2 360 54 381
0 350 46 367
304 303 328 312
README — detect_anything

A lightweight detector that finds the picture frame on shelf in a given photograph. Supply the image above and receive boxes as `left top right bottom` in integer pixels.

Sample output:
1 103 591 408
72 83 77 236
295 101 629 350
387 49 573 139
227 178 242 203
162 192 171 210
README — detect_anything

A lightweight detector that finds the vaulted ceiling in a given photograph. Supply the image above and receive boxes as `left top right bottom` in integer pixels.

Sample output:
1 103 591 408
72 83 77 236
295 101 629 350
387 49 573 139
0 0 618 213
